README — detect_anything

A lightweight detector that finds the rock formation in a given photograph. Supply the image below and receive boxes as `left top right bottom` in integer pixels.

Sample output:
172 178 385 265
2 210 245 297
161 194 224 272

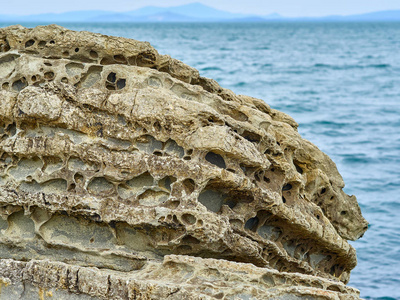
0 25 368 299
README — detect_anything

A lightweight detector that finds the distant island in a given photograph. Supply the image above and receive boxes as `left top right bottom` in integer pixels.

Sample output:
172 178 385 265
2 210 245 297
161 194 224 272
1 2 400 23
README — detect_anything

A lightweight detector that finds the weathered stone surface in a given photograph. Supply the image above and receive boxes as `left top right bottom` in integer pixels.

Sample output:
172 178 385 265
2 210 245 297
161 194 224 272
0 25 367 299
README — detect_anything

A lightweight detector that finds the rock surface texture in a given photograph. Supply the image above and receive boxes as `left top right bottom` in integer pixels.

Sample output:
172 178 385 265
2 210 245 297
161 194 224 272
0 25 368 299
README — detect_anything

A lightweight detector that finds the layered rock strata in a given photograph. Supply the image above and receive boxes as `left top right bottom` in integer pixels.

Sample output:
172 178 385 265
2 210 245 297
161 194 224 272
0 25 368 299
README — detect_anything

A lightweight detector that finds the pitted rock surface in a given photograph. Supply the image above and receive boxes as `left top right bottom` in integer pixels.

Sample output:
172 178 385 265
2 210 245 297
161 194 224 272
0 25 367 299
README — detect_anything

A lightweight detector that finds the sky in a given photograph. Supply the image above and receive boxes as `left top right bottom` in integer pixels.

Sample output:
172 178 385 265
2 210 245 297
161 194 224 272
2 0 400 17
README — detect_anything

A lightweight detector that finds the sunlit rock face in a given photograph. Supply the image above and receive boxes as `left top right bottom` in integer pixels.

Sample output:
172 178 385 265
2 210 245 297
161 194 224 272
0 25 367 299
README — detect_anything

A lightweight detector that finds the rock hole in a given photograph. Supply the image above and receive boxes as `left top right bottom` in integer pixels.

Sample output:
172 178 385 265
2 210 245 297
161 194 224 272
6 123 17 137
49 40 55 44
41 179 68 193
205 152 226 169
264 177 270 183
44 71 54 80
106 84 116 90
68 183 76 192
12 78 27 91
2 82 9 90
245 216 259 231
341 211 347 215
294 163 303 174
172 215 179 224
114 54 127 64
74 173 84 184
100 57 114 65
116 78 126 90
282 183 292 191
258 225 282 241
316 214 320 220
223 199 236 209
262 275 275 287
65 62 84 76
163 139 184 158
153 151 163 156
75 48 79 52
44 62 52 66
31 75 37 82
182 178 195 194
166 200 180 209
25 39 35 48
181 214 196 225
128 56 137 65
183 156 191 161
62 51 69 57
88 177 114 195
327 285 341 292
0 39 11 52
138 190 169 206
282 196 286 203
136 135 163 154
124 172 154 191
159 176 176 191
153 121 161 132
198 189 225 213
182 235 200 244
107 72 116 83
61 77 68 83
89 50 98 59
321 188 326 194
148 76 162 87
242 130 261 143
80 65 103 88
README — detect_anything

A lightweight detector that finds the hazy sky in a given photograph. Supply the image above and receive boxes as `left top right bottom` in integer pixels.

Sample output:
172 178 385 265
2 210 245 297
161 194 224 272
3 0 400 17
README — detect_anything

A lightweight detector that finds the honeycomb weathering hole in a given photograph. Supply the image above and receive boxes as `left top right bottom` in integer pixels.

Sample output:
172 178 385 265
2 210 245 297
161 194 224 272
25 39 35 48
205 152 226 169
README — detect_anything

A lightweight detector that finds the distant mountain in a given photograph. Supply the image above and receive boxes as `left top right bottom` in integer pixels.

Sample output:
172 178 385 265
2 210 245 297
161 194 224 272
342 10 400 21
149 2 247 19
88 3 249 22
0 3 399 23
3 10 109 22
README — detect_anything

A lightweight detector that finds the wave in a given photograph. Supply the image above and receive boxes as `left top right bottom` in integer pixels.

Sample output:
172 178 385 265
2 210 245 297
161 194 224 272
200 66 224 72
233 81 247 87
340 154 371 164
313 63 391 70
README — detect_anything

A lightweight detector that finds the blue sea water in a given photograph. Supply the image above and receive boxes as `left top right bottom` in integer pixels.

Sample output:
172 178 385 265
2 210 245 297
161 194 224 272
1 21 400 299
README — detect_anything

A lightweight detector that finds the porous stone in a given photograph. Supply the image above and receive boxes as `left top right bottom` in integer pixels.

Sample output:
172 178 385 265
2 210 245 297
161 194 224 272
0 25 367 299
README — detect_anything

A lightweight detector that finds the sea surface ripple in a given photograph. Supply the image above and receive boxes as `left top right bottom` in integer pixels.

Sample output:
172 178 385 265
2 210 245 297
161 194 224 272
1 21 400 299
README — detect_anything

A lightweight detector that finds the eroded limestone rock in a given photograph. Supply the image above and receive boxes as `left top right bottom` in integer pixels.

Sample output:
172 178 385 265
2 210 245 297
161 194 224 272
0 25 367 299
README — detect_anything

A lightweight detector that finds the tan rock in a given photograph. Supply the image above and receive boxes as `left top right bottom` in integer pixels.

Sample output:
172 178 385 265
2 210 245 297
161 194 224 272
0 25 367 299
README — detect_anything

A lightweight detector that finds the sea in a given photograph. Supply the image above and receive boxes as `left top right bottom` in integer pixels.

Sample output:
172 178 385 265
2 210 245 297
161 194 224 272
1 21 400 299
